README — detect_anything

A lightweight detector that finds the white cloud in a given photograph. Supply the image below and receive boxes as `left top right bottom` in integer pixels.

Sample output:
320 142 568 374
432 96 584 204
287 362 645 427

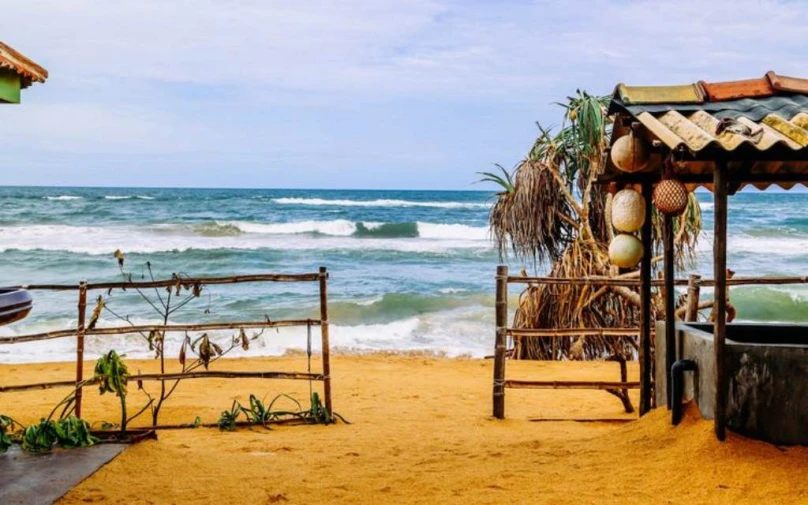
7 0 807 97
1 0 807 186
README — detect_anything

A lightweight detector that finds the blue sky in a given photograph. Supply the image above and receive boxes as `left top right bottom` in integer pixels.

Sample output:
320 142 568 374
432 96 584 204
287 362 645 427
2 0 807 190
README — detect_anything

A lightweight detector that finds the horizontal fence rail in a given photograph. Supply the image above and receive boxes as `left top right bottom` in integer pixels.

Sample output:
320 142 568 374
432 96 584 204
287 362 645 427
13 273 322 291
504 380 641 390
1 268 334 426
507 328 639 338
0 371 326 393
0 319 322 345
506 275 808 288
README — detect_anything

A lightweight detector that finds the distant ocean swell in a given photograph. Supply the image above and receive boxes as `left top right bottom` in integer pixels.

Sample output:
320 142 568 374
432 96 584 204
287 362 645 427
39 194 488 208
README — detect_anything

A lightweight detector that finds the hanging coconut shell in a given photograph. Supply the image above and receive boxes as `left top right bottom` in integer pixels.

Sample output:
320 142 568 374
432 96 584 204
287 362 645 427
608 234 644 268
653 178 689 216
611 188 645 233
610 133 649 173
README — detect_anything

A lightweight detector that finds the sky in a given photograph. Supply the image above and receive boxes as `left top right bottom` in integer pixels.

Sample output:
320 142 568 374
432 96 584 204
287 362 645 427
1 0 807 190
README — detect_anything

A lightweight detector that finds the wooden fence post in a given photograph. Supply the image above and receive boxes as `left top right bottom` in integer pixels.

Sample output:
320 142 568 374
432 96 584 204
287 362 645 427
713 163 729 441
684 274 701 322
493 265 508 419
319 266 332 416
664 214 675 410
639 183 653 415
75 281 87 418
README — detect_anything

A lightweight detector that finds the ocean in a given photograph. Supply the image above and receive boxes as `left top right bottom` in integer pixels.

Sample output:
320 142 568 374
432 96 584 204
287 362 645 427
0 186 807 363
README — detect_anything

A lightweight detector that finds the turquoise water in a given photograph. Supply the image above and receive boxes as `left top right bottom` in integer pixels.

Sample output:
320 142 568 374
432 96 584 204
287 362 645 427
0 187 807 362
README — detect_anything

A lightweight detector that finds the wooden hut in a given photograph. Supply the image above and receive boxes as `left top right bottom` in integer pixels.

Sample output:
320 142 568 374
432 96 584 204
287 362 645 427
0 41 48 103
599 71 808 441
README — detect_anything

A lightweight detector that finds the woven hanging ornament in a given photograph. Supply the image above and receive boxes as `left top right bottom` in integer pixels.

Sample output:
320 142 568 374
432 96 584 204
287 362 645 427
653 178 688 216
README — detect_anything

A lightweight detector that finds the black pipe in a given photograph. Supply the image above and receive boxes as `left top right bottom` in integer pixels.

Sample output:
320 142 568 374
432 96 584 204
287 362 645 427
671 359 697 425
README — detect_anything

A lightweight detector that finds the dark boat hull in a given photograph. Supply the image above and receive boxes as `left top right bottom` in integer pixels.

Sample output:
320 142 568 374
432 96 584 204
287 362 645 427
0 289 33 326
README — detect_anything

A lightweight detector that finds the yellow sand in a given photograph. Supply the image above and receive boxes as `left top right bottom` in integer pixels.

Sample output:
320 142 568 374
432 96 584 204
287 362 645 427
1 355 807 504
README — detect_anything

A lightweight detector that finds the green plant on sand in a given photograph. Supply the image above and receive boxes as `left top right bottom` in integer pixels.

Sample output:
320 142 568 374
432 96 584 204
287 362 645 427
217 392 347 431
94 350 130 438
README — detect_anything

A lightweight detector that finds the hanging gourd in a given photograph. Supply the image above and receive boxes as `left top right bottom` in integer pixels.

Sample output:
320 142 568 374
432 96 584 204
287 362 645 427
609 234 644 268
610 132 649 173
653 178 689 216
611 188 646 233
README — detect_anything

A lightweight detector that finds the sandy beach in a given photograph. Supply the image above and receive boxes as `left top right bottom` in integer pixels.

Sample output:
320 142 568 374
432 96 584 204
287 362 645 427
1 354 806 504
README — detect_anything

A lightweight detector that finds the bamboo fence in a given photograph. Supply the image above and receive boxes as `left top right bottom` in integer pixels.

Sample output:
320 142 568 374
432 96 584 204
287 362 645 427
0 268 333 426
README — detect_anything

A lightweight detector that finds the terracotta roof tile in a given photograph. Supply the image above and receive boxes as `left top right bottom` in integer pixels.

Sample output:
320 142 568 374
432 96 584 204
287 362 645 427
698 77 773 102
766 71 808 94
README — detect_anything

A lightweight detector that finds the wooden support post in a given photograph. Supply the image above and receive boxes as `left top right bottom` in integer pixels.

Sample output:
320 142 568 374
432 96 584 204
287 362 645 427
664 214 675 410
685 274 702 322
318 267 332 416
75 281 87 418
493 265 508 419
639 183 653 415
713 164 729 441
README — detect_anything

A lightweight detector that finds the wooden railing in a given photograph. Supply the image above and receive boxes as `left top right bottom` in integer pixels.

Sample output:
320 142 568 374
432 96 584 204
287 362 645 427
493 266 640 420
493 265 808 421
0 267 333 426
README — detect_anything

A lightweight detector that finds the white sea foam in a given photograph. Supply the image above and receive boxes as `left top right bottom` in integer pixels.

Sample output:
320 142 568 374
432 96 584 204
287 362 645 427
728 234 808 256
438 287 468 294
44 195 83 201
418 222 489 240
271 197 489 209
0 222 492 255
0 307 493 363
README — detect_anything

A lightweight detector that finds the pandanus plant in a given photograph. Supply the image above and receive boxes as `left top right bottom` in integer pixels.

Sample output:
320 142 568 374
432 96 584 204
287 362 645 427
484 91 703 360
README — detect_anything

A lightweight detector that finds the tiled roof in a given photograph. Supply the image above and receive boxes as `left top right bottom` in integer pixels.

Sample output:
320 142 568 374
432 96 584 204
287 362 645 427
0 42 48 88
612 71 808 108
605 72 808 190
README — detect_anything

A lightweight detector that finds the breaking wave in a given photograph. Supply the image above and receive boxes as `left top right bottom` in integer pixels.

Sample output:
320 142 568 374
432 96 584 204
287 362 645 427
0 220 491 255
271 197 489 209
44 195 82 201
104 195 155 200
